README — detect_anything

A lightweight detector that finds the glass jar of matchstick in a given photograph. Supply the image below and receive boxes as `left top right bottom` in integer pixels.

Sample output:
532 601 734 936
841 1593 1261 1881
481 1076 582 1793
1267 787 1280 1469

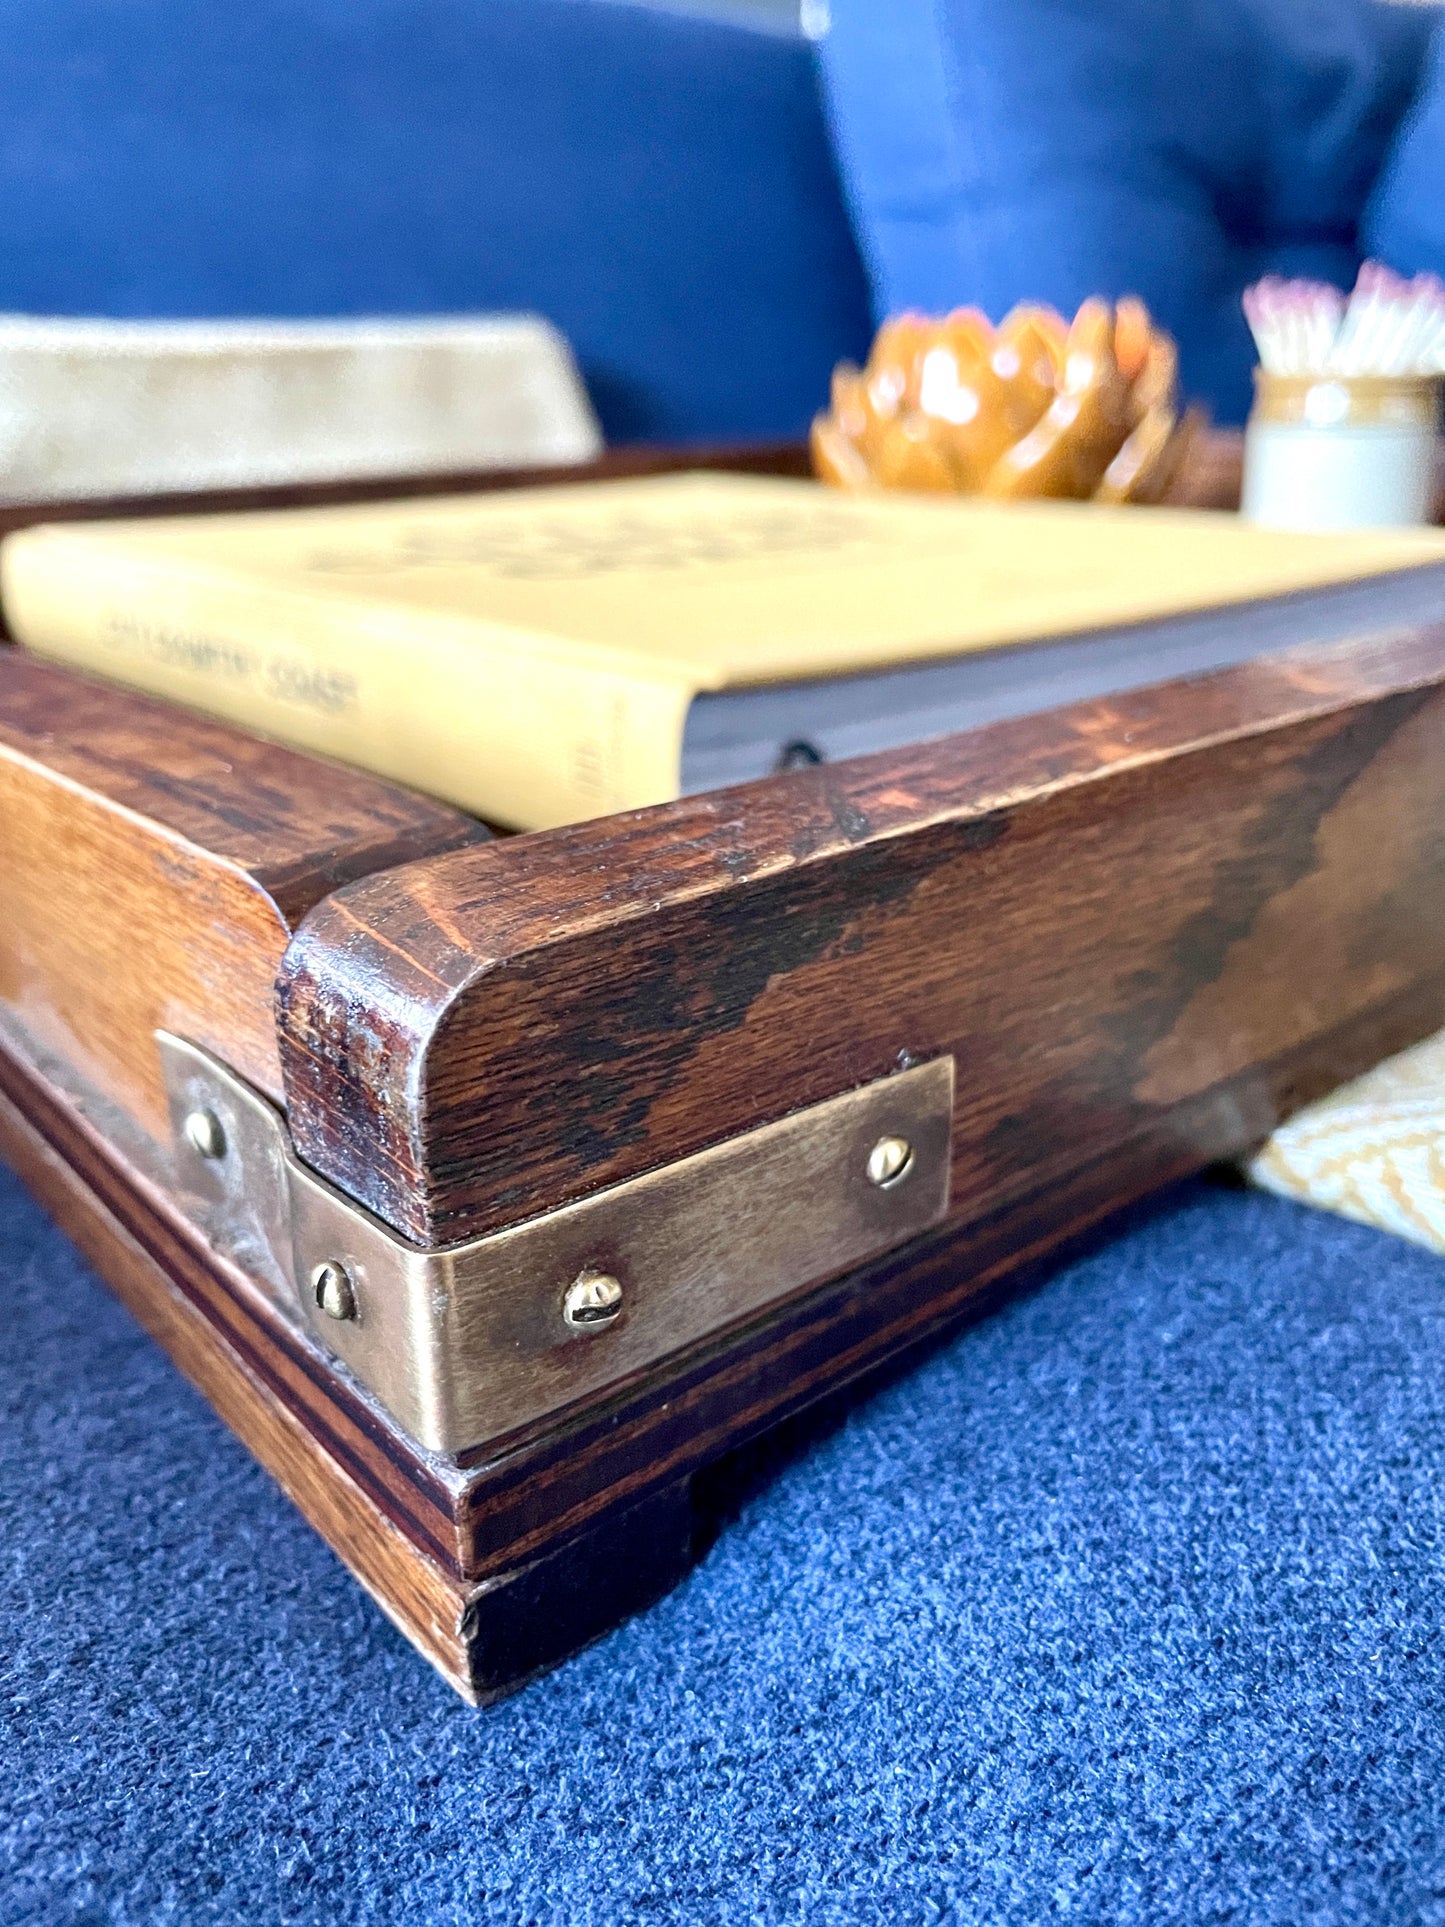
1242 372 1441 529
1241 264 1444 530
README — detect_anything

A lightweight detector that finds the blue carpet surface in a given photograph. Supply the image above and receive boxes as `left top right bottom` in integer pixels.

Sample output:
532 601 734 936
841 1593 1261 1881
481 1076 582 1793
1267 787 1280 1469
6 1159 1445 1924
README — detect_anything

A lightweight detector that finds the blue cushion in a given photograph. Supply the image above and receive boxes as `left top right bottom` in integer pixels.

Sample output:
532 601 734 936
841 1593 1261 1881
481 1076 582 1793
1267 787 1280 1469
1364 15 1445 277
819 0 1434 424
12 1156 1445 1916
0 0 872 442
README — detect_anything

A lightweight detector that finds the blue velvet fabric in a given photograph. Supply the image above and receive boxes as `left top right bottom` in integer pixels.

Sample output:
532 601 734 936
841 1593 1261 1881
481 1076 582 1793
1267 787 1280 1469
819 0 1436 426
10 1156 1445 1921
1365 15 1445 282
0 0 872 443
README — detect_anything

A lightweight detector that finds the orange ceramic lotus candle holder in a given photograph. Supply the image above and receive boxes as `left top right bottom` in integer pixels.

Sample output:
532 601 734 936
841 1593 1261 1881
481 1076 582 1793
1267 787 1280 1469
812 297 1200 503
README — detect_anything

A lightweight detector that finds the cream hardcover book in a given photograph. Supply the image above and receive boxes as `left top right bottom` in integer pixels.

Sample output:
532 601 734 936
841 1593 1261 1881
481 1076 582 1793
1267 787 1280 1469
5 471 1445 829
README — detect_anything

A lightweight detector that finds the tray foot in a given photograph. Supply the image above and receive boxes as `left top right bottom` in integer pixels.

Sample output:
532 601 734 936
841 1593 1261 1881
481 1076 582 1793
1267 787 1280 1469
463 1480 695 1704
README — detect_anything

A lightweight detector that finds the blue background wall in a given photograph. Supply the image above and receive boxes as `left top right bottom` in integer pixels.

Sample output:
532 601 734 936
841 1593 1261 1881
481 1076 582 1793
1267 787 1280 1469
0 0 872 442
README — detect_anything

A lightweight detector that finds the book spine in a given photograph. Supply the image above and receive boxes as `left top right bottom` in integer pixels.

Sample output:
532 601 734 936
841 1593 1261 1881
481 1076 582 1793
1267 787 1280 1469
0 533 694 831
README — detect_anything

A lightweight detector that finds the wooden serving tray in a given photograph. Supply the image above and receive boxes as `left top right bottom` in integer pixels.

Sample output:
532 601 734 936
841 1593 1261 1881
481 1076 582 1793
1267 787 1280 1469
4 437 1445 1700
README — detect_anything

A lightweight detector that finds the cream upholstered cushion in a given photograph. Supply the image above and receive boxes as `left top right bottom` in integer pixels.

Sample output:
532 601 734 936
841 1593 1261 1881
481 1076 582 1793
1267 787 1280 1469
0 314 601 501
1250 1026 1445 1254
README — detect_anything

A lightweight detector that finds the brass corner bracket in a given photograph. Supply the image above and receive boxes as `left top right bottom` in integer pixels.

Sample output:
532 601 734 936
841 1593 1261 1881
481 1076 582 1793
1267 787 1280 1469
159 1032 954 1456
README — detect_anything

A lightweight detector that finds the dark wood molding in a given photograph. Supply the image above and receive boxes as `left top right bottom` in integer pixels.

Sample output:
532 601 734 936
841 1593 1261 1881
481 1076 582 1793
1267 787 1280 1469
0 651 483 922
279 625 1445 1244
0 651 483 1141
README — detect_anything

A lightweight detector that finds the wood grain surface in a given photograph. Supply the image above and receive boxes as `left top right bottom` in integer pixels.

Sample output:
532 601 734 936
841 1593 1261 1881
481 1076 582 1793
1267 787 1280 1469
0 1026 698 1699
0 652 483 1144
280 626 1445 1245
5 921 1437 1698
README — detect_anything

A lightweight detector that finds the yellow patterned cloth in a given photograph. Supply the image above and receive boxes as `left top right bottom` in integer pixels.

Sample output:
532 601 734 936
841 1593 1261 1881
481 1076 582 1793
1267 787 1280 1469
1250 1028 1445 1256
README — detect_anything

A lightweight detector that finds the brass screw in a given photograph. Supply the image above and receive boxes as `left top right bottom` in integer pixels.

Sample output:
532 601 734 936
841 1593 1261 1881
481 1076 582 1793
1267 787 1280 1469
311 1260 358 1322
866 1134 914 1189
182 1107 227 1161
562 1270 624 1332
